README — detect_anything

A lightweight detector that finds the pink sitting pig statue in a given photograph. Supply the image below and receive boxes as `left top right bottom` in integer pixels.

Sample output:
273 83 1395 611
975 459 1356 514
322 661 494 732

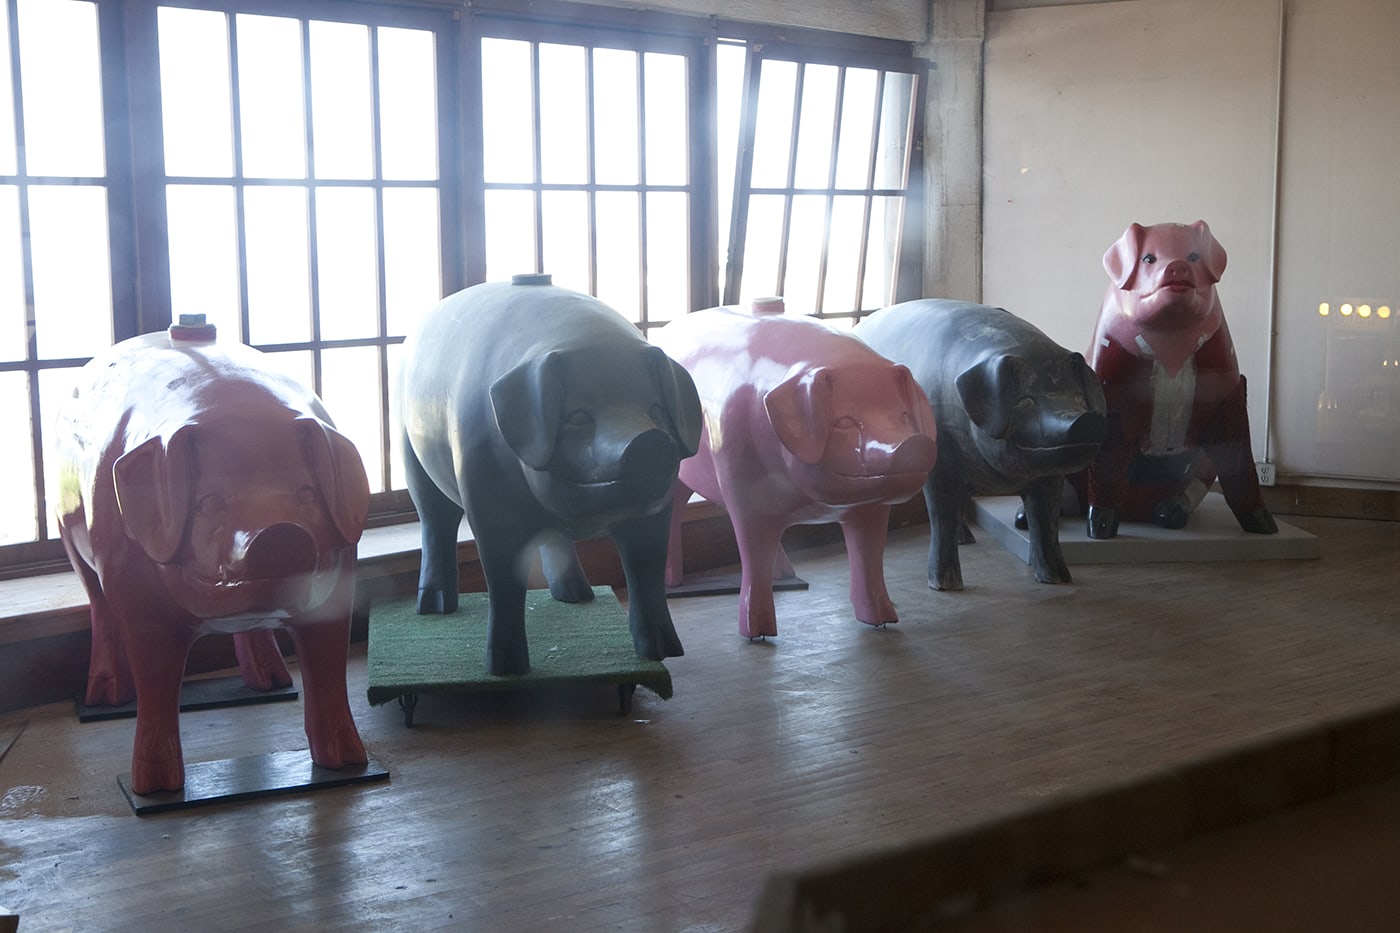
53 317 370 794
1084 221 1276 538
654 303 937 639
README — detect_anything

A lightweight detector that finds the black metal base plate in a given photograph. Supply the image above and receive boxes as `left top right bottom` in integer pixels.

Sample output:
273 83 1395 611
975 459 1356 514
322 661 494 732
75 675 299 723
118 749 389 815
665 571 808 598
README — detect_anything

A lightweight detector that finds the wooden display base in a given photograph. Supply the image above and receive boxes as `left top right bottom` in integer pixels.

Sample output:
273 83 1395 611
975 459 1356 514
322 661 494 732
75 674 299 723
973 491 1321 565
666 570 808 598
118 749 389 816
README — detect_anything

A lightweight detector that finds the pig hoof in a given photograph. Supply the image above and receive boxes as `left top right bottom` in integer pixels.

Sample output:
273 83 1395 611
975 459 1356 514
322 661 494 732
416 588 458 614
1152 496 1191 530
310 729 368 770
130 756 186 796
548 576 596 604
1235 507 1278 535
1086 505 1119 539
487 646 530 676
1013 507 1028 530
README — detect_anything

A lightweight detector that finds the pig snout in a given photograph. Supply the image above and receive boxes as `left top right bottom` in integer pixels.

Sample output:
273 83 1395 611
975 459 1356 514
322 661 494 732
1160 259 1197 291
233 522 318 580
619 427 680 479
886 432 938 475
1015 403 1105 451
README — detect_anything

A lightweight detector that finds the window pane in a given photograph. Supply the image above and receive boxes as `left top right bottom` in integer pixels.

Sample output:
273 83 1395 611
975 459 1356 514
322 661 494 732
167 184 240 340
17 0 104 177
38 366 80 538
0 372 35 545
824 196 867 315
0 1 17 175
595 191 640 321
540 189 589 293
834 68 878 189
874 72 915 189
644 53 687 186
862 196 904 310
645 191 687 322
0 187 24 360
315 186 379 340
158 7 233 178
256 347 314 396
321 345 383 492
484 189 536 280
245 186 311 345
751 59 796 189
29 185 111 358
310 21 373 180
383 187 441 337
783 195 825 316
236 14 306 179
538 43 586 185
378 27 438 181
593 48 639 186
386 342 405 490
740 193 785 303
792 64 838 190
481 38 534 184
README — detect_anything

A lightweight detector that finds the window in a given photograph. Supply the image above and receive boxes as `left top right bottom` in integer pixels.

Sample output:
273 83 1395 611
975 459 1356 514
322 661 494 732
0 0 926 572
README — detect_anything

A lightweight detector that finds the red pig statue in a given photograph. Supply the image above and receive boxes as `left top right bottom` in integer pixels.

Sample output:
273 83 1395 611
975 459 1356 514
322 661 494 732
1083 221 1277 539
654 302 937 640
53 318 370 794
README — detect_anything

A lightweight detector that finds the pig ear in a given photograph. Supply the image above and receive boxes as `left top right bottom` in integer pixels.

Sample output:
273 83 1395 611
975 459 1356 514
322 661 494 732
648 346 703 458
298 418 369 547
895 365 938 437
1103 223 1147 290
491 351 562 470
113 428 193 564
1190 220 1228 283
956 355 1024 441
765 367 832 466
1069 352 1108 416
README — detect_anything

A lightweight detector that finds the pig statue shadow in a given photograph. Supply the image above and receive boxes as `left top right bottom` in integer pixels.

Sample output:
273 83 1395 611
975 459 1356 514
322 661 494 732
53 322 370 795
654 303 938 640
1079 221 1277 539
400 275 702 677
855 299 1107 591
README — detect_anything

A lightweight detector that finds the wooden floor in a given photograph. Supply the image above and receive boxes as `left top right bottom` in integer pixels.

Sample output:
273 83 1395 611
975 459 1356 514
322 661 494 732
2 511 1398 931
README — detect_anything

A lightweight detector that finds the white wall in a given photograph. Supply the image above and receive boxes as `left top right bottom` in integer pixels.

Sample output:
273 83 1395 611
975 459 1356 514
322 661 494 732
982 0 1400 486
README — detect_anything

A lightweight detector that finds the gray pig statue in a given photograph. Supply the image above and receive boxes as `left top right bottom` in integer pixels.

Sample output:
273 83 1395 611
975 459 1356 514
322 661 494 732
856 299 1107 590
400 275 702 676
53 319 371 795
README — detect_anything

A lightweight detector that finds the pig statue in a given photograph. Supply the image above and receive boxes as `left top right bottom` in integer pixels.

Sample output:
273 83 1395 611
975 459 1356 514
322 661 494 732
855 299 1107 591
400 275 702 677
53 317 370 795
653 302 938 639
1084 221 1277 539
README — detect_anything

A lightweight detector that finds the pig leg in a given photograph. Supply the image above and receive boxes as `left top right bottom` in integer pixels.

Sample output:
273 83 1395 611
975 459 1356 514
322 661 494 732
66 548 135 707
475 535 532 676
540 535 595 604
404 437 464 614
124 620 197 794
233 630 293 691
923 469 967 592
1021 474 1072 584
841 504 899 625
287 611 366 771
614 507 685 661
731 514 784 639
1200 376 1278 535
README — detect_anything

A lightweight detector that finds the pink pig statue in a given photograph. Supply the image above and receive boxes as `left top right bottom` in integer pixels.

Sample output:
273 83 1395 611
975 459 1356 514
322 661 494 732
1083 220 1277 538
53 318 370 794
654 303 937 639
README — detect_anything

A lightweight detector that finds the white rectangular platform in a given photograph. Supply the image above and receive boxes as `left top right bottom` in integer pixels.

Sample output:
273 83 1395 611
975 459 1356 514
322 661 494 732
972 492 1321 564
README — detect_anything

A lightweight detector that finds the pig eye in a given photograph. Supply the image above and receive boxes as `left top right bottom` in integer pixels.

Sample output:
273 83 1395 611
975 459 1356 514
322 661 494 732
196 494 226 515
1141 253 1156 264
565 410 593 427
295 486 319 507
1187 251 1200 262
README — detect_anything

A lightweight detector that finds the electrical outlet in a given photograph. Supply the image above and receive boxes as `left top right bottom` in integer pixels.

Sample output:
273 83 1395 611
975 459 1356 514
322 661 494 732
1255 461 1276 487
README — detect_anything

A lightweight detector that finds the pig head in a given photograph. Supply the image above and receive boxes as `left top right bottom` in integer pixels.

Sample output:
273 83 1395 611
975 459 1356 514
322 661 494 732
1084 221 1276 538
401 277 700 677
855 299 1106 592
54 330 370 795
654 305 937 640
